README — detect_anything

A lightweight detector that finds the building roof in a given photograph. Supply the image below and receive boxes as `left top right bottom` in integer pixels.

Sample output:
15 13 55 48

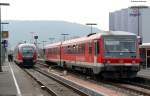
140 43 150 48
130 6 148 9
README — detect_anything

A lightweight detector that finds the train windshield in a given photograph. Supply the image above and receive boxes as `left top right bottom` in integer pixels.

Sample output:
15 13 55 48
22 47 34 57
104 36 137 58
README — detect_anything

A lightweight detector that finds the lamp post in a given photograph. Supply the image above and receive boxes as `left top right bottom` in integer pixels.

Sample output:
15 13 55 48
34 35 38 46
86 23 97 34
41 40 47 50
30 32 35 43
61 33 69 41
130 6 148 44
0 3 10 72
1 22 9 65
41 40 47 58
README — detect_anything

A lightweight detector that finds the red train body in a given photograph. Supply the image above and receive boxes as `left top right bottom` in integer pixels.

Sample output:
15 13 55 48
45 31 140 78
14 43 37 67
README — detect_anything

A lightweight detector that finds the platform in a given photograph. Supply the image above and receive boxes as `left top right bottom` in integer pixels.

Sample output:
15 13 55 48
0 61 50 96
137 68 150 79
0 61 17 96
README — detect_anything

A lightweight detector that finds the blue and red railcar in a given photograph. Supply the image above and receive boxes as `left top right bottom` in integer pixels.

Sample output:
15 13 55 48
14 43 37 67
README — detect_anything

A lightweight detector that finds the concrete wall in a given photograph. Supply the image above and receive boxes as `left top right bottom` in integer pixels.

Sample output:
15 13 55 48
142 8 150 43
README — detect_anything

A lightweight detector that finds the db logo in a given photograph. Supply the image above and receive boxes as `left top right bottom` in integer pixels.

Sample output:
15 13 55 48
130 9 141 16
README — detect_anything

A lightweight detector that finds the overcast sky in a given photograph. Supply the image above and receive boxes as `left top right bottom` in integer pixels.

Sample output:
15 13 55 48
1 0 150 30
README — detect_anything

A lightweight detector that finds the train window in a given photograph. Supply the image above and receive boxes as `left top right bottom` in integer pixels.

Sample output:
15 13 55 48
22 47 34 56
77 43 85 54
64 46 68 54
67 46 71 54
78 44 81 54
76 45 79 54
52 49 54 54
50 49 51 54
104 37 136 58
55 48 57 54
55 48 58 54
48 48 51 54
82 43 85 55
72 45 75 54
57 48 60 54
97 41 100 54
94 41 99 56
147 50 150 56
88 42 92 54
22 47 34 52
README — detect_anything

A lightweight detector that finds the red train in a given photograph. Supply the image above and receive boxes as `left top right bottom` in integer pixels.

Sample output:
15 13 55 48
45 31 140 78
14 43 37 67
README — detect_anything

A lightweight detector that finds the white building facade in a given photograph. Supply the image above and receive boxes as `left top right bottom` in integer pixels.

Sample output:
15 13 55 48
109 6 150 44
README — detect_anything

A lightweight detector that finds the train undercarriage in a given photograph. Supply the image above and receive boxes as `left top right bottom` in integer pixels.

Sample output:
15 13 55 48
45 60 140 79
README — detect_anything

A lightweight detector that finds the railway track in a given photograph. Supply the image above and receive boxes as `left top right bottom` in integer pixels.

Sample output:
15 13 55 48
37 60 150 96
23 68 88 96
113 77 150 96
102 80 150 96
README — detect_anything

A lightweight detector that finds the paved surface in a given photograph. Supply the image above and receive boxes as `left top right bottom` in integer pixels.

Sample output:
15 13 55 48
0 61 50 96
0 62 17 96
137 68 150 79
2 58 150 96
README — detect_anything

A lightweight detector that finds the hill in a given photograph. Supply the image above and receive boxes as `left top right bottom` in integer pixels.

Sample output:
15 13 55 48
3 20 101 47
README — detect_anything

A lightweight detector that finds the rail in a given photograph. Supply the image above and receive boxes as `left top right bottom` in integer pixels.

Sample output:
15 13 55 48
37 59 150 96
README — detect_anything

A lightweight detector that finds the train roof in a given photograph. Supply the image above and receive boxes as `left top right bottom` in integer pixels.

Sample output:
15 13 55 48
62 31 136 46
45 42 61 48
106 31 136 36
140 43 150 48
17 43 36 49
45 31 136 48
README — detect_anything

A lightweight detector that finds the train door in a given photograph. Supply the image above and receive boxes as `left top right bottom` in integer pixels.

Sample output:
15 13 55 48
94 40 99 64
146 48 150 69
88 41 92 62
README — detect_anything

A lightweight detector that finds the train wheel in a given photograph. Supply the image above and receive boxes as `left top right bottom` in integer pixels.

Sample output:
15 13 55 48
63 61 67 70
82 68 87 74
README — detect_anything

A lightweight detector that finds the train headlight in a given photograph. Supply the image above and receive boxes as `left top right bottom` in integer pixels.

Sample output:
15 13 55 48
107 60 111 64
119 60 124 63
132 60 136 64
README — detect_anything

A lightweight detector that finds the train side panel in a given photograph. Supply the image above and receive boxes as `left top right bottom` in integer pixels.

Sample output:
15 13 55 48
45 31 140 78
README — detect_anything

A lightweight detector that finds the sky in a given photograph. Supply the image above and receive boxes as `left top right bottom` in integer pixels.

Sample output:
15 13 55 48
1 0 150 30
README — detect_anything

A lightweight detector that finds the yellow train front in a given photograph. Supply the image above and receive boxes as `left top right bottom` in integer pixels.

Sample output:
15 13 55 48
14 43 37 67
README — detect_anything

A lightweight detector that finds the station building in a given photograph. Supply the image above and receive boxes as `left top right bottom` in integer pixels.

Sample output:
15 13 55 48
140 43 150 69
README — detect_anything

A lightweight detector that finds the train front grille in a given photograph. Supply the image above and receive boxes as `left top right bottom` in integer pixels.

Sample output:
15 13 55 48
23 58 33 64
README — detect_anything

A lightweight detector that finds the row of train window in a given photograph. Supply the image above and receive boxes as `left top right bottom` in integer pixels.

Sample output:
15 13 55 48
48 48 60 54
64 43 85 54
47 41 99 55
